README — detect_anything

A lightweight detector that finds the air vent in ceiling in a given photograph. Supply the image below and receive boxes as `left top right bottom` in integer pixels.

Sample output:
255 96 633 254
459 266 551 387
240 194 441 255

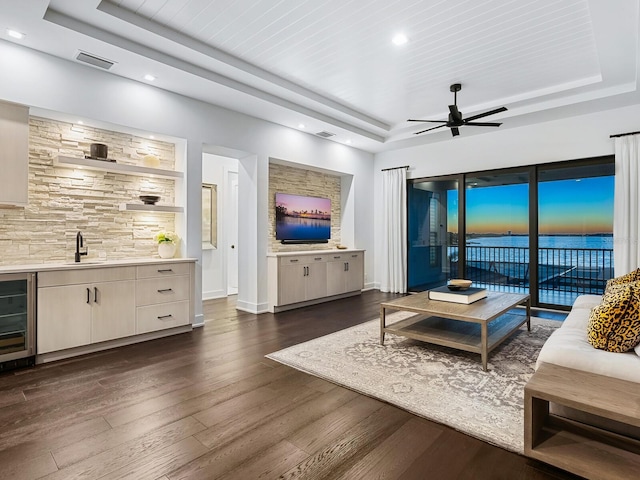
75 51 115 70
315 130 335 138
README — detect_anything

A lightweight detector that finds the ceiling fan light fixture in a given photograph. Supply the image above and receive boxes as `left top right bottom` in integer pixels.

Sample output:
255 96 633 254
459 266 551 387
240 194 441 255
409 83 507 137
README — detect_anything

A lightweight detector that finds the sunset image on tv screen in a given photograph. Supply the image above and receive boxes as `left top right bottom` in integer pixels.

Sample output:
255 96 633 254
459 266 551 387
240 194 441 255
275 193 331 241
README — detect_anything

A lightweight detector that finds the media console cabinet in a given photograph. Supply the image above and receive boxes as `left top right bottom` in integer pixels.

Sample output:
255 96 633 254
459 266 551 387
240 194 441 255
267 249 364 313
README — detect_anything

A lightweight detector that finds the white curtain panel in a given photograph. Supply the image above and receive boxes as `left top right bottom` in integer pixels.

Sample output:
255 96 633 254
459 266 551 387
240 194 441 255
614 135 640 276
380 168 407 293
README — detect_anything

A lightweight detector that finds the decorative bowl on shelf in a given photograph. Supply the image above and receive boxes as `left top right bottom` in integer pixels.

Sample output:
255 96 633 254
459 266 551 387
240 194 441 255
139 195 161 205
447 279 473 291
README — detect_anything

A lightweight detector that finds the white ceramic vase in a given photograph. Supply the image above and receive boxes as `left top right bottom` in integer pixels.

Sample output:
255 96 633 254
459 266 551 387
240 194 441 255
158 242 176 259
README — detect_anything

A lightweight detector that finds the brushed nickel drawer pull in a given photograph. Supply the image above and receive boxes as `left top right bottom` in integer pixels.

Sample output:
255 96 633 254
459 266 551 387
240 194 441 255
290 259 299 262
157 288 173 293
333 256 341 259
157 269 173 273
157 314 173 320
314 257 322 260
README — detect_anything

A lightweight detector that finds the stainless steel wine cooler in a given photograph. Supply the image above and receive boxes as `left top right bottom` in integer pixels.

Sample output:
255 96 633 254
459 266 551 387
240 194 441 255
0 272 35 372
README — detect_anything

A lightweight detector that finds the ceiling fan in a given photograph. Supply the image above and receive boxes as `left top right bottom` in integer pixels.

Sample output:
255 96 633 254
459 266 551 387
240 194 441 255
408 83 507 137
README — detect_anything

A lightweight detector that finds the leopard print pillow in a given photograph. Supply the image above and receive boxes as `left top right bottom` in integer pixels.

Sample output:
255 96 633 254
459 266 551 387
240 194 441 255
606 268 640 292
588 282 640 353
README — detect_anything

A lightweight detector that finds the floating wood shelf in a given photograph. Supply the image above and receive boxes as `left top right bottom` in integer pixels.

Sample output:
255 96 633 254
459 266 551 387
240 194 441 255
55 156 183 179
119 203 183 213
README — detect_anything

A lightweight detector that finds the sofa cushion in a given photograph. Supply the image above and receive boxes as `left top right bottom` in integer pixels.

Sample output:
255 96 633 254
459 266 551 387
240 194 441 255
587 282 640 353
537 325 640 383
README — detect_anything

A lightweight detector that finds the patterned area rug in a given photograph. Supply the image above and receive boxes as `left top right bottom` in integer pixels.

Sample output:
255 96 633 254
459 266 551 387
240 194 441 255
266 312 560 453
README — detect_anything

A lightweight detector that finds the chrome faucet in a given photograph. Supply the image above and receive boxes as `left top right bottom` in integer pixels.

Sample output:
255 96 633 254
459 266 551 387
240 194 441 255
75 231 88 262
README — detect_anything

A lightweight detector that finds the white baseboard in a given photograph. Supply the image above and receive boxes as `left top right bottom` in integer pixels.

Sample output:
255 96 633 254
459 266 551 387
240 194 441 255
202 289 226 301
363 282 377 291
236 299 269 314
192 313 205 327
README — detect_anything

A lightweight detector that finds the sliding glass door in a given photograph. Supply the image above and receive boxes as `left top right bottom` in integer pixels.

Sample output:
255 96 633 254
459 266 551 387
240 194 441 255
464 171 530 292
537 162 615 307
407 178 459 291
407 157 614 309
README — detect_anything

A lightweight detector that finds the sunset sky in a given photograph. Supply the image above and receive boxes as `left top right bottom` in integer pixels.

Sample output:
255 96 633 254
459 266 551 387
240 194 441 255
447 176 614 235
276 193 331 215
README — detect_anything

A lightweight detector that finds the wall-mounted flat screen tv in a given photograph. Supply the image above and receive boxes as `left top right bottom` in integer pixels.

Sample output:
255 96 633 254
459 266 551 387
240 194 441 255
275 193 331 243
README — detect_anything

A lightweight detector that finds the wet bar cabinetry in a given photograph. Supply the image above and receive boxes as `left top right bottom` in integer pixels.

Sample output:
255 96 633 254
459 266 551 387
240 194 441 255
267 250 364 313
0 101 29 206
36 259 195 362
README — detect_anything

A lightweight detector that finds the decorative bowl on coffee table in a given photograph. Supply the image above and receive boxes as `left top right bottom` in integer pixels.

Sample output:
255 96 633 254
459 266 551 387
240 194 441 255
447 279 473 291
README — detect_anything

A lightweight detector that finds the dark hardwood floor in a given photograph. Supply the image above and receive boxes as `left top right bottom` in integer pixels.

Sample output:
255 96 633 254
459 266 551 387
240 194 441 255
0 290 580 480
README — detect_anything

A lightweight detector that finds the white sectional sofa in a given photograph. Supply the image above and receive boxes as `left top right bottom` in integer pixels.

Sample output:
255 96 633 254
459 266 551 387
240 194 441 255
534 294 640 441
536 294 640 384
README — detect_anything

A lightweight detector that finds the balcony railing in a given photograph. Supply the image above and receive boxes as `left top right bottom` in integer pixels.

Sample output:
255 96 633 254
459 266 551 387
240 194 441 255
462 245 613 306
417 245 614 307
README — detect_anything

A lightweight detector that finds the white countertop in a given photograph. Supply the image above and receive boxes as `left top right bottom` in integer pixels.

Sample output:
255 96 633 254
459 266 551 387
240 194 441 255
0 257 197 275
267 249 364 257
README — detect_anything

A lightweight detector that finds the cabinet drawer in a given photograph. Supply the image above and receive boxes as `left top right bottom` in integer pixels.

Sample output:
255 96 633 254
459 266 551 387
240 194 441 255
38 266 136 287
136 275 189 306
279 255 326 266
136 301 190 334
137 262 190 279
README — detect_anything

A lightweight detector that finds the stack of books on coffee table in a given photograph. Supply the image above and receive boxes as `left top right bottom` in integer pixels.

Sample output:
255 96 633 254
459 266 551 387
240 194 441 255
428 286 487 304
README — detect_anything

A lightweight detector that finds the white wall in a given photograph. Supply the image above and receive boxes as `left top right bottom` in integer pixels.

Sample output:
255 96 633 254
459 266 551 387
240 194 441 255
202 153 238 300
373 103 640 289
0 40 375 316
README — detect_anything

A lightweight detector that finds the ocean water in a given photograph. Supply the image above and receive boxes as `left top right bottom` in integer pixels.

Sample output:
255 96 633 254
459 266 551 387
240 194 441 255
451 235 613 268
466 235 613 250
276 217 331 241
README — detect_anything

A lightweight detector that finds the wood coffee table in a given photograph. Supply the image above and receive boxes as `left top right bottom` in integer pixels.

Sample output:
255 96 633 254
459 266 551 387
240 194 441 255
380 290 530 371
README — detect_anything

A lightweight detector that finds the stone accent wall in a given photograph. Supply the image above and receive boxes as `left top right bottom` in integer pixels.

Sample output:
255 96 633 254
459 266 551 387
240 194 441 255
0 117 177 265
269 163 341 252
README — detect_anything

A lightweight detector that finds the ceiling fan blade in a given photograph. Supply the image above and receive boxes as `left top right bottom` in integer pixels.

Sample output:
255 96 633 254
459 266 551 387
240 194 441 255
463 106 507 122
407 119 448 123
464 121 502 127
448 105 462 122
414 124 448 135
451 127 460 137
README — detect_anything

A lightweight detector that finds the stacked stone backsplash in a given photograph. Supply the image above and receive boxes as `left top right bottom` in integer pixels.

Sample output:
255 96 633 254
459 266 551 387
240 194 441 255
269 163 341 252
0 117 177 265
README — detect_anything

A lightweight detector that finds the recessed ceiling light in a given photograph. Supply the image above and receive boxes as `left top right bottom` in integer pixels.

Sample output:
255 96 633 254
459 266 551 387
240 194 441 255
345 139 352 144
77 120 84 125
298 123 305 129
7 29 25 40
149 135 155 139
392 33 408 46
143 74 156 82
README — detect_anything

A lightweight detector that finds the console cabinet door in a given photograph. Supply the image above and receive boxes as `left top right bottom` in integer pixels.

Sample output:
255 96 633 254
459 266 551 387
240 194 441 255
326 259 346 296
344 253 364 292
305 262 327 300
92 280 136 343
37 284 92 353
278 264 307 305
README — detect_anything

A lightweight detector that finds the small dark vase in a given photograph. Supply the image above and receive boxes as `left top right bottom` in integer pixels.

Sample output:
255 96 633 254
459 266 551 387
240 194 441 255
90 143 108 159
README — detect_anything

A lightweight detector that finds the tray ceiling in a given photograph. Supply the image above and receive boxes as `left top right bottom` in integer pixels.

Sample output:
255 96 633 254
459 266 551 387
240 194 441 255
1 0 638 152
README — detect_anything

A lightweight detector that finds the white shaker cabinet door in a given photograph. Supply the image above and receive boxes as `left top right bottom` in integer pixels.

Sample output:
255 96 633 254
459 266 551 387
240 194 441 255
91 280 136 343
37 284 92 353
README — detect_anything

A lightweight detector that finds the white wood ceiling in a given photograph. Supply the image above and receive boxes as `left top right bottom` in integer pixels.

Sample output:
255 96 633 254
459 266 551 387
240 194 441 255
2 0 637 150
112 0 600 125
